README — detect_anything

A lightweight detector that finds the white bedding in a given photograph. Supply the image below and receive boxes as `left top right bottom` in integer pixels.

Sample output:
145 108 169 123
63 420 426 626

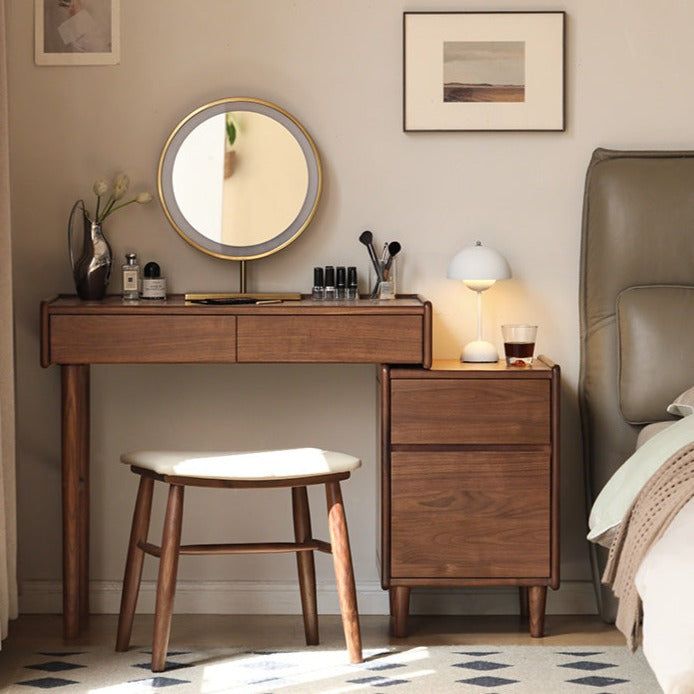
635 497 694 693
590 419 693 692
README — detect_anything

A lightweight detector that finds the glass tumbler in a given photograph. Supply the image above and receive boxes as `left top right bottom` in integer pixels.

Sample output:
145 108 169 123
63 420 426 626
502 324 538 367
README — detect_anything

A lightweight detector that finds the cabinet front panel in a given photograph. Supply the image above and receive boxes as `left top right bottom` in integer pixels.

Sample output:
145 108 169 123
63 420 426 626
51 315 237 363
391 451 550 578
391 378 549 445
237 315 423 363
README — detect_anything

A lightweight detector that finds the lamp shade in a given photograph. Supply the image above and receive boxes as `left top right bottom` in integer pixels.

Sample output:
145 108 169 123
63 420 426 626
447 241 511 281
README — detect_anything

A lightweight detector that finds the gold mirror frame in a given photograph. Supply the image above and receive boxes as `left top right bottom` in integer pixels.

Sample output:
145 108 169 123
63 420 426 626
158 97 323 263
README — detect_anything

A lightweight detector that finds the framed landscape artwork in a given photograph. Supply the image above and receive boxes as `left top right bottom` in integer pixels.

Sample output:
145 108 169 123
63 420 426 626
35 0 120 66
404 12 565 132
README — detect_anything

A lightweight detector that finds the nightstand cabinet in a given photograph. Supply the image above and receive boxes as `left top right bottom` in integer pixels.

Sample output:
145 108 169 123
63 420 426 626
378 357 560 638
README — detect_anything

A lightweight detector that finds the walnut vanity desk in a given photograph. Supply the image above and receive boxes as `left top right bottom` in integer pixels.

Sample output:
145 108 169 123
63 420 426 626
40 294 432 639
379 357 560 639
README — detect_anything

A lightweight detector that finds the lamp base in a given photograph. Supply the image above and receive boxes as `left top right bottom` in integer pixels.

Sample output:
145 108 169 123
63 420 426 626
461 340 499 363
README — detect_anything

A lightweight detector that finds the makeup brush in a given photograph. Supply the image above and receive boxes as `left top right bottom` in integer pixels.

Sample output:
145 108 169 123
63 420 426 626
383 241 401 276
359 230 383 280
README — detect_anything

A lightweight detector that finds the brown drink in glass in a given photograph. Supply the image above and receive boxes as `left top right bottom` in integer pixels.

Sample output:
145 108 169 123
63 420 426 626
501 325 538 367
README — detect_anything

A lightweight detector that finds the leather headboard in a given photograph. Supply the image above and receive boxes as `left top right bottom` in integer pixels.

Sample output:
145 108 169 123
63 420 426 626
618 285 694 424
579 148 694 620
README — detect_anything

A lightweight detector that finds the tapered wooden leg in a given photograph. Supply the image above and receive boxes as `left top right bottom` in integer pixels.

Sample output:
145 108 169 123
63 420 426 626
61 364 89 640
389 587 395 616
528 586 547 637
116 476 155 652
391 586 410 638
151 485 184 672
78 373 90 630
519 587 529 620
325 481 362 664
292 487 319 646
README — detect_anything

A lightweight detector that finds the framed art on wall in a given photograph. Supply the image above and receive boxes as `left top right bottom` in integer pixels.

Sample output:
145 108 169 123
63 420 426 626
35 0 120 66
404 11 565 132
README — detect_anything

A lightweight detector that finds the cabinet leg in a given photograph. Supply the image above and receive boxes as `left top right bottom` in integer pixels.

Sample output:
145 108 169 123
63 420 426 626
518 587 529 620
528 586 547 637
391 587 410 638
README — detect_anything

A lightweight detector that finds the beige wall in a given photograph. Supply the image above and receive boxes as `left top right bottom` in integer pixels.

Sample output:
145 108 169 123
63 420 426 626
6 0 694 614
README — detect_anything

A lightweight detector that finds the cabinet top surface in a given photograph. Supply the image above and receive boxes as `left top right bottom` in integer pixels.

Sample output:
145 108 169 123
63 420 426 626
431 359 551 372
44 294 429 315
388 357 556 379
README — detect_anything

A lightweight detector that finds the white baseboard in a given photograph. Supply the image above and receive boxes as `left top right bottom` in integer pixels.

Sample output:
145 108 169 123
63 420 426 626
19 579 597 616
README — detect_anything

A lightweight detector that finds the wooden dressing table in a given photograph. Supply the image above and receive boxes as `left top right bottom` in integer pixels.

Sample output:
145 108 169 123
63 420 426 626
40 294 432 638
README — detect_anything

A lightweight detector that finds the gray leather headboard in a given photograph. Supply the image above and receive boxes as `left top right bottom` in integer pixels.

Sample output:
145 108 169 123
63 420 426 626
579 148 694 621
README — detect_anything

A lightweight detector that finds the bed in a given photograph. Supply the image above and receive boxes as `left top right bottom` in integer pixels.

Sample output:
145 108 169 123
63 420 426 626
579 148 694 692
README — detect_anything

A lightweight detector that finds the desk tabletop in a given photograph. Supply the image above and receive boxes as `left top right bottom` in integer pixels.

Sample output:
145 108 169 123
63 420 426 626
44 294 429 315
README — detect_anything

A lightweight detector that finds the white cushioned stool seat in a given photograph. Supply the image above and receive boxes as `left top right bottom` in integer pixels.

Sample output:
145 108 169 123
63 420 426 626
121 447 361 481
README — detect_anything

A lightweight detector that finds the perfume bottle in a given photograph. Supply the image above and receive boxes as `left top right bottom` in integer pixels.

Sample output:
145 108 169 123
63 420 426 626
121 253 140 301
142 261 167 300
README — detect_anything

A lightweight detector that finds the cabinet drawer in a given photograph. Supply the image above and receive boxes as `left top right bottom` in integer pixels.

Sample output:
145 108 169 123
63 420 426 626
50 315 237 363
391 378 549 445
391 451 550 578
237 315 423 363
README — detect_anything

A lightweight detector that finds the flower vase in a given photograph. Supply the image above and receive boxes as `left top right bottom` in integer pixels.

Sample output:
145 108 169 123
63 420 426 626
68 201 113 300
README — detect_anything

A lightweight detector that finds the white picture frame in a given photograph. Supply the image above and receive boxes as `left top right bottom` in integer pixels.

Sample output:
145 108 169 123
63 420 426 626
35 0 120 66
404 12 565 132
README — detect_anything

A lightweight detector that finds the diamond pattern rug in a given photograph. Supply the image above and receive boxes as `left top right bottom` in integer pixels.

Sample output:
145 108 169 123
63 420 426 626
2 644 659 692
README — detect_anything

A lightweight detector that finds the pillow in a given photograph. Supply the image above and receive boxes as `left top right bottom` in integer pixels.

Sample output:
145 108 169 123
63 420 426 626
667 386 694 417
588 413 694 546
636 421 675 449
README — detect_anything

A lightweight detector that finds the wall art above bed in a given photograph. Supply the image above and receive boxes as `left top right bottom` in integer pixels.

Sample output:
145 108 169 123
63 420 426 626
403 11 565 132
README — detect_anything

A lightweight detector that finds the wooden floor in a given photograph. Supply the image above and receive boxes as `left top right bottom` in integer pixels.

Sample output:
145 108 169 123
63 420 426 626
1 613 623 653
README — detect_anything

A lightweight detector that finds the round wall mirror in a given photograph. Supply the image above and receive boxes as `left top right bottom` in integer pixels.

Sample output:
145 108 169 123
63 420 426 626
158 98 322 262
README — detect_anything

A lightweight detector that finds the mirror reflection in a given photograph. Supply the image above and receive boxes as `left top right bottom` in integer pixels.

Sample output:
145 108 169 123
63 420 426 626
159 98 321 262
172 111 309 247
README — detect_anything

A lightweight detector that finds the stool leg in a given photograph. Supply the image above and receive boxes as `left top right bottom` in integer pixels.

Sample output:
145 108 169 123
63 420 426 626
116 476 154 652
152 484 184 672
292 486 319 646
325 481 362 664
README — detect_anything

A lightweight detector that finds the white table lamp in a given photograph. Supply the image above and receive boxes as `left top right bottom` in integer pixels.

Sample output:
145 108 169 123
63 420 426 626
447 241 511 362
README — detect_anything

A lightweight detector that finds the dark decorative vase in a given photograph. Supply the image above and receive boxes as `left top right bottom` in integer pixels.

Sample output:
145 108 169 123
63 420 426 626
68 200 112 301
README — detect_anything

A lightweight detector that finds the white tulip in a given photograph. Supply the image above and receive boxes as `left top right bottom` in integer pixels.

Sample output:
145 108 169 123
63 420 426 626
113 173 130 199
136 192 153 204
93 179 109 196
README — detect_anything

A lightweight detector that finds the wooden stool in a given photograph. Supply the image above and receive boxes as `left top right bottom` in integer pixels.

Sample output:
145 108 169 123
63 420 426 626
114 448 362 671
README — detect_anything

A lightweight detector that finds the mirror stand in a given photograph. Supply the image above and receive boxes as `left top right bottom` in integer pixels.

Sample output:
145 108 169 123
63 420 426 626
184 260 302 302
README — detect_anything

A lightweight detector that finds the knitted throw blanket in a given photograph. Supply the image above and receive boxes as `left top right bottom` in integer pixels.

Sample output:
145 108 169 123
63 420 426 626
602 442 694 650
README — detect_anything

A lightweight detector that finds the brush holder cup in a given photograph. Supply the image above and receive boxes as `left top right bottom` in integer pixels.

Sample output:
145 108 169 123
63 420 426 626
369 257 397 300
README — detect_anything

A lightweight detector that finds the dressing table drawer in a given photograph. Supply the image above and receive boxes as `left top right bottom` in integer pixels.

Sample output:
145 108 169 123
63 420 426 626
390 450 551 578
390 378 549 445
50 315 237 363
237 315 424 363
